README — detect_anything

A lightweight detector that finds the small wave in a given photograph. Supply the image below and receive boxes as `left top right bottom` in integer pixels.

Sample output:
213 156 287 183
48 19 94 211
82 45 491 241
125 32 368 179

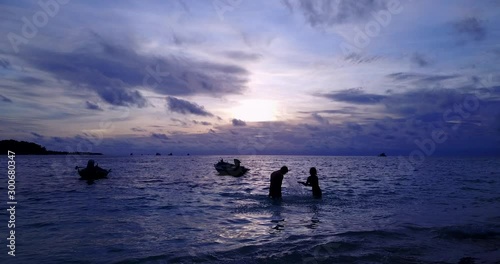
336 229 407 239
360 178 380 182
460 186 484 191
26 222 56 228
402 224 431 232
158 205 176 210
435 226 500 240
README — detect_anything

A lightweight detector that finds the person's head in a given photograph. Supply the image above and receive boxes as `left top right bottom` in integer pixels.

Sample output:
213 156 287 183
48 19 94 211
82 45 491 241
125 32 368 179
87 159 95 168
280 166 289 174
309 167 317 176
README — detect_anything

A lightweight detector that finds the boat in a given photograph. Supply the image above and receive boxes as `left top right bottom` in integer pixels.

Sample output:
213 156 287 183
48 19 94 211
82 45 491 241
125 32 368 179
76 160 111 180
214 159 249 177
378 152 387 157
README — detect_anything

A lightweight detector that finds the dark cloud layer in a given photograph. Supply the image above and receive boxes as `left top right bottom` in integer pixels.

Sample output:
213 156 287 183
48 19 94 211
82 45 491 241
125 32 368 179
14 32 249 107
166 96 213 116
318 88 386 104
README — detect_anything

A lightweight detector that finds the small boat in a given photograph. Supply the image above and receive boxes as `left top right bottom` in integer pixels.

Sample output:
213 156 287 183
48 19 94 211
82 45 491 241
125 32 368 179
378 152 387 157
214 159 249 177
76 160 111 180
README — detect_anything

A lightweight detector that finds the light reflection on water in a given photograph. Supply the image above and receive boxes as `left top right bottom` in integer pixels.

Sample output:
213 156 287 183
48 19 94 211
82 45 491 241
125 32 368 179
3 155 500 263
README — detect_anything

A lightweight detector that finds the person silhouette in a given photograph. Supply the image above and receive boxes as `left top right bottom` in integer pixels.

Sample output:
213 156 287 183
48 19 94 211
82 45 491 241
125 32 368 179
269 166 289 199
86 159 97 173
299 167 322 198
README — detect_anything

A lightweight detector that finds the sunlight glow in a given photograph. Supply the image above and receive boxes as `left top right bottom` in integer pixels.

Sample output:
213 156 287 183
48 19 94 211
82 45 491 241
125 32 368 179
232 100 278 122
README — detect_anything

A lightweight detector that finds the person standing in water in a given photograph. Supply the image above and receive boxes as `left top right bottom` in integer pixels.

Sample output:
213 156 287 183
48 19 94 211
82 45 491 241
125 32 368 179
269 166 289 199
299 167 322 198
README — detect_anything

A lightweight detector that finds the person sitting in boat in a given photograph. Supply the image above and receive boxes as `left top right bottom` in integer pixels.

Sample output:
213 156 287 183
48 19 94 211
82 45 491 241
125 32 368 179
299 167 322 198
234 159 241 168
86 159 98 172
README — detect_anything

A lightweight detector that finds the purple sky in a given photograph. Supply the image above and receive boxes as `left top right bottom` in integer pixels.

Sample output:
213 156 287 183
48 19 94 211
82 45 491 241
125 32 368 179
1 0 499 156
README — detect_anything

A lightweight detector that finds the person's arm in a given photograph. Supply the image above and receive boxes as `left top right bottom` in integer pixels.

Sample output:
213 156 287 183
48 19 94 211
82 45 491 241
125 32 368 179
298 177 310 186
305 176 311 186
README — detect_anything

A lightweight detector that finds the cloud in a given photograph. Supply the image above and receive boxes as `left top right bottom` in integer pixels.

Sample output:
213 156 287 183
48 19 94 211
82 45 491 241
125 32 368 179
281 0 294 12
231 119 247 126
15 76 45 86
0 58 10 69
311 113 329 125
299 106 358 115
85 101 103 111
386 72 459 85
151 133 169 141
0 95 12 103
166 96 213 116
287 0 389 27
382 88 477 119
318 88 386 104
31 132 43 138
131 127 147 132
453 17 486 41
192 120 212 126
346 122 363 132
224 51 262 61
344 53 379 64
171 118 188 126
15 32 249 107
411 53 432 67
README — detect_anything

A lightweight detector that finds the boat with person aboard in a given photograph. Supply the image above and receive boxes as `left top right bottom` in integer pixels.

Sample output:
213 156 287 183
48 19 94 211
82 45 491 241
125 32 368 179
214 159 249 177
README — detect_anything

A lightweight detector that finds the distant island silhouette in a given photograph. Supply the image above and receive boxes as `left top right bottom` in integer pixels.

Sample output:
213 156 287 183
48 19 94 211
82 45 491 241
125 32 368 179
0 140 102 155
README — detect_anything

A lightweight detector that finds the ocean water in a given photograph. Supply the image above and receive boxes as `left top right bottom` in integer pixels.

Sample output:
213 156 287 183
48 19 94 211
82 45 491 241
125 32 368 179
1 155 499 264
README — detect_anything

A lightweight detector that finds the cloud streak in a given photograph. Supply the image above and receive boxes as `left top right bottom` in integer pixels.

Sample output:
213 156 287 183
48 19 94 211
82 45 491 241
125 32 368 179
85 101 103 111
0 95 13 103
318 88 386 105
166 96 213 117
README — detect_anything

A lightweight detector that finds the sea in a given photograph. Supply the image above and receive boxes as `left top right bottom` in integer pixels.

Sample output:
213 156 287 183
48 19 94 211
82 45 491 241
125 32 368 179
1 155 499 264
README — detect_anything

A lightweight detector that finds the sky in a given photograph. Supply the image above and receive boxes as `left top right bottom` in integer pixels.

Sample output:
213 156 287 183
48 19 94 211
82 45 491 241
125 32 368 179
0 0 499 156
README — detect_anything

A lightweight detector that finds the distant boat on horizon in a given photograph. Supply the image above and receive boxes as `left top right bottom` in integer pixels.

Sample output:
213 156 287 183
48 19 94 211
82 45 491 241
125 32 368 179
378 152 387 157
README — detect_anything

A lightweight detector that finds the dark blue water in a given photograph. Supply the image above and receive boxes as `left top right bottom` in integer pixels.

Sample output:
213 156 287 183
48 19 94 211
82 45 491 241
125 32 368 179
1 155 499 263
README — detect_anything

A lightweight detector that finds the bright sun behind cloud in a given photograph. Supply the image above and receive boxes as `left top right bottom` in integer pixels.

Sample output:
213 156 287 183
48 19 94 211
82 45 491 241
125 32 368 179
232 99 278 122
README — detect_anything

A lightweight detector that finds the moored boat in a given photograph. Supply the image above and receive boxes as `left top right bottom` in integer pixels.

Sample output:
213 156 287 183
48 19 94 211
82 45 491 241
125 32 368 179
76 160 111 180
214 159 249 177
